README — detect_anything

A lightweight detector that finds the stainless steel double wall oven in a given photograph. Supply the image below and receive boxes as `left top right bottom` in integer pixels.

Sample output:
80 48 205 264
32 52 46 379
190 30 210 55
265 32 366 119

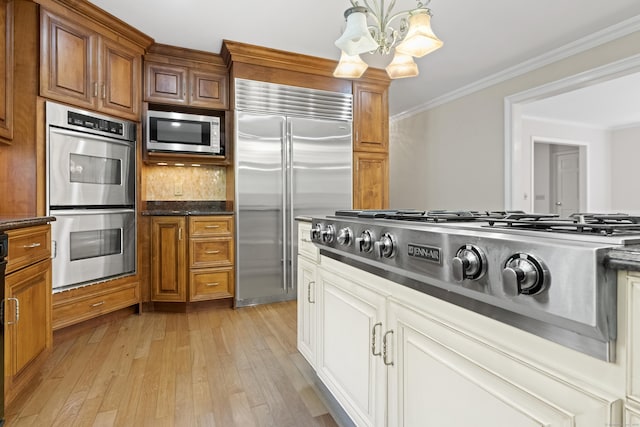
46 102 136 291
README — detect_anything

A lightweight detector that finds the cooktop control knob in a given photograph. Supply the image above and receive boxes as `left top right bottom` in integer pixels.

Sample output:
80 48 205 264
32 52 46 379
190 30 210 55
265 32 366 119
310 223 323 241
337 227 353 246
374 233 396 258
356 230 375 253
452 244 486 281
502 254 549 296
321 225 336 243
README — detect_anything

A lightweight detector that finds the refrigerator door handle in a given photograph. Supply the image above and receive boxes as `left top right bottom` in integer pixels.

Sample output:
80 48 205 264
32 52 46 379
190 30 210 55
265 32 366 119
287 120 295 291
281 119 288 291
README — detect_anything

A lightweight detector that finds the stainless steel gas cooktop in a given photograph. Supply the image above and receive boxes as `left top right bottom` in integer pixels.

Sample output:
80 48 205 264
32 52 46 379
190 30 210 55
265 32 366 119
310 210 634 362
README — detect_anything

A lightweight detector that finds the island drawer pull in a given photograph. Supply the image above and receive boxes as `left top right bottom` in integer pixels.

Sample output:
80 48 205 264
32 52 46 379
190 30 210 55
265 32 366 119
206 282 220 287
205 225 220 229
91 301 105 308
23 242 42 248
205 250 221 254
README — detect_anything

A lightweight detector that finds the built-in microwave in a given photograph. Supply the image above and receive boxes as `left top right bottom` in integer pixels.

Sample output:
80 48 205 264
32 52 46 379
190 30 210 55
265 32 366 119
146 110 222 155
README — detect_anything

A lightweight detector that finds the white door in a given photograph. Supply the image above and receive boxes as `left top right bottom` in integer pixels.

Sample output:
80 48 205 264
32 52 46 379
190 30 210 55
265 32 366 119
316 266 387 427
386 298 622 427
554 151 580 217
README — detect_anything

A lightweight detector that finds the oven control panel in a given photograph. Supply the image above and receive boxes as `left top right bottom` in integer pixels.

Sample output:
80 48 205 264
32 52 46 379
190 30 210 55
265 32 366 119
68 111 124 135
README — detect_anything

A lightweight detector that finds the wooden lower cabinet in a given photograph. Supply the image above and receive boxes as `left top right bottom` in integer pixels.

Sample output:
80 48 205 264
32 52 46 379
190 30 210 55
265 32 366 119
52 280 140 330
151 216 187 302
151 215 234 303
4 224 53 405
353 151 389 209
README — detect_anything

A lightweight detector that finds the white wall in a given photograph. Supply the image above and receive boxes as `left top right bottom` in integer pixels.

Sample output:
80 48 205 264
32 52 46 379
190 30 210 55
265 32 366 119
611 125 640 212
389 31 640 210
533 143 551 212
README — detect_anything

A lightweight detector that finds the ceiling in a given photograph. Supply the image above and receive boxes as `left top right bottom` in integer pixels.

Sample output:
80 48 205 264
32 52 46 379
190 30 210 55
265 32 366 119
87 0 640 117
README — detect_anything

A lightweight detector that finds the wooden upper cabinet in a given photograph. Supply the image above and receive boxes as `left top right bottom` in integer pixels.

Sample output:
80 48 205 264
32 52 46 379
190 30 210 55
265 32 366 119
189 69 228 109
0 0 14 143
144 44 229 110
353 151 389 210
353 81 389 153
40 8 144 121
144 62 187 105
99 37 142 119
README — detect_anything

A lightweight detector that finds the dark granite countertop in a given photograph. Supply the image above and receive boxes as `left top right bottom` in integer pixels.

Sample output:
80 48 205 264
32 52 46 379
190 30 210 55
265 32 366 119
141 200 233 216
0 215 56 232
605 245 640 271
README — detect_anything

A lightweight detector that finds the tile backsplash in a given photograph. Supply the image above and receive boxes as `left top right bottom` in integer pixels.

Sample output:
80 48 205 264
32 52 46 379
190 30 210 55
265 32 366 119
144 165 226 201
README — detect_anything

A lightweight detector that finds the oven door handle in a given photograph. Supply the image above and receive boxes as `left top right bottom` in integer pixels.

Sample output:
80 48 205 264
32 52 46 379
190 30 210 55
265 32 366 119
50 208 135 216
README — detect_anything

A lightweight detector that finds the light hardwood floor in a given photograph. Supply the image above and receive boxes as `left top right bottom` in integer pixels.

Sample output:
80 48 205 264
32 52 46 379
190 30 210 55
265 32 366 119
5 301 338 427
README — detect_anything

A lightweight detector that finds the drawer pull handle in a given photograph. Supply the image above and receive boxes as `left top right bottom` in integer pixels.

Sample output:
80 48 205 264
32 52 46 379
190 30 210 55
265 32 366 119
205 225 220 229
206 282 220 287
91 301 105 308
23 242 41 248
205 250 221 254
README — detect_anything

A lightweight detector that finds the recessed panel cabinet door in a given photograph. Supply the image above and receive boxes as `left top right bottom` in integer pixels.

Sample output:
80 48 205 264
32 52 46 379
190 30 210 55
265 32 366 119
189 69 228 109
316 267 386 427
386 299 622 427
0 0 13 142
354 151 389 210
353 81 388 153
99 37 141 119
151 216 187 302
40 9 96 108
144 62 188 105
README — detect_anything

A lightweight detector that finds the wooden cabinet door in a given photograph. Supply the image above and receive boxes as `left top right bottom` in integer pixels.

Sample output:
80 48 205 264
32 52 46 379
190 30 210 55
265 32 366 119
151 216 187 302
189 69 228 109
98 37 141 120
144 61 188 105
5 259 52 378
297 256 317 368
353 81 388 153
386 299 622 427
354 151 389 209
40 9 97 109
0 0 13 142
316 266 387 427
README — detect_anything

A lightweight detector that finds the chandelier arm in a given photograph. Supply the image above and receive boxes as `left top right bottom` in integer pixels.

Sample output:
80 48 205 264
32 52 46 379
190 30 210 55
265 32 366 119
360 0 381 27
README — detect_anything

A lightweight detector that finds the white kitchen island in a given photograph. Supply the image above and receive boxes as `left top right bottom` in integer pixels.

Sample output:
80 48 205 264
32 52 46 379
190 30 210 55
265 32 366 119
297 219 640 427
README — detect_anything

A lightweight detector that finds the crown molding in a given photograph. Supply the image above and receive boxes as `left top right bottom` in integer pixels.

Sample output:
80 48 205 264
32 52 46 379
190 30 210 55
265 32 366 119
391 14 640 122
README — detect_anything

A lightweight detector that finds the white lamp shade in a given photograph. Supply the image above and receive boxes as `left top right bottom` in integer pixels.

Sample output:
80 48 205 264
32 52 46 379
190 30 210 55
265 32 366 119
334 8 379 56
395 10 443 58
333 51 369 78
385 52 419 79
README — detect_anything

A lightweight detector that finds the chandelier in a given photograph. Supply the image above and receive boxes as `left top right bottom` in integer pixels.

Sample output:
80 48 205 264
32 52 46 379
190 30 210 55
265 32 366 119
333 0 443 79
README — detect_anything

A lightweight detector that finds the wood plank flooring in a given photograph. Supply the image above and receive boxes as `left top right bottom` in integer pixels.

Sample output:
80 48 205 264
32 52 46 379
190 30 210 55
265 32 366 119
5 301 338 427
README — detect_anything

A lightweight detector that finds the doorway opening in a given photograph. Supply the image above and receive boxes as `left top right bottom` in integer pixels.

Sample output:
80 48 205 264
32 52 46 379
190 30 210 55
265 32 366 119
532 140 587 216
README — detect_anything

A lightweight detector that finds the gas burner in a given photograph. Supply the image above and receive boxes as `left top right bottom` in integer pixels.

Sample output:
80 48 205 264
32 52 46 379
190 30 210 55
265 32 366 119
487 212 640 235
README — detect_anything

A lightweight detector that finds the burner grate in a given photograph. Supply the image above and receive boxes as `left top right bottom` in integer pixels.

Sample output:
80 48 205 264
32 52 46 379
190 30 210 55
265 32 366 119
487 213 640 235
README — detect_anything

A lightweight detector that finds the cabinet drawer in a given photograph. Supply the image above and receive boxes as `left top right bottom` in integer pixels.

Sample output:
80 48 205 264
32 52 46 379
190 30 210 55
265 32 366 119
189 267 234 301
189 216 233 237
298 222 319 262
52 282 139 330
6 225 51 274
190 238 233 267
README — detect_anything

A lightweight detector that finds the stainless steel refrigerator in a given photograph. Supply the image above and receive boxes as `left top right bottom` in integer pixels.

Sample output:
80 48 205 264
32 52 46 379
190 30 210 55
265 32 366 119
234 79 353 307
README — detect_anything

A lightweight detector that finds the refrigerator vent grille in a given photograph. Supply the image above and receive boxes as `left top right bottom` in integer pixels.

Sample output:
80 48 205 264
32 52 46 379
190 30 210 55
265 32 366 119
235 79 353 121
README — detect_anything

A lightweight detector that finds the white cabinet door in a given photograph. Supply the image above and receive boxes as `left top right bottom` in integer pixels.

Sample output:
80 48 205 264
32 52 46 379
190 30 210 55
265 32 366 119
297 256 317 367
317 266 387 427
386 298 622 427
627 272 640 404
